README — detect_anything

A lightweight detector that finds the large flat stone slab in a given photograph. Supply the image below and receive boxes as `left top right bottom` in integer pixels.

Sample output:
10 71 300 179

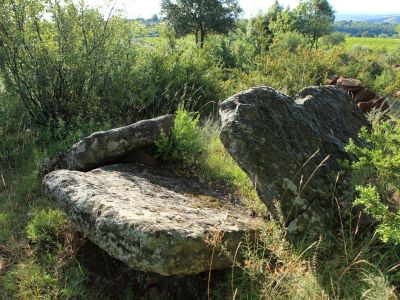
43 164 262 276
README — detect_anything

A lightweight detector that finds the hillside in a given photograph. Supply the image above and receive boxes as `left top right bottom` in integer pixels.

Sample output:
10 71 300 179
336 13 400 23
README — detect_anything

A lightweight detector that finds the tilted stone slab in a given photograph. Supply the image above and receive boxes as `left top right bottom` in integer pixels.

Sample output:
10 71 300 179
219 86 370 232
43 164 262 276
40 115 174 175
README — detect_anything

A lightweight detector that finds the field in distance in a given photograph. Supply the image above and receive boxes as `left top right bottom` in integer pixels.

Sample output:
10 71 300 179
345 37 400 51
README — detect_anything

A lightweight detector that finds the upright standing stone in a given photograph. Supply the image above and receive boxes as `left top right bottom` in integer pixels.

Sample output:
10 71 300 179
219 86 370 232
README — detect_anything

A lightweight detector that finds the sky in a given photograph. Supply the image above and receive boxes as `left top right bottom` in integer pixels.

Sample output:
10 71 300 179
87 0 400 19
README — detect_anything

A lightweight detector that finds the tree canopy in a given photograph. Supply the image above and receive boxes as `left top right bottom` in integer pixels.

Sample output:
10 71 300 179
294 0 335 48
161 0 242 48
247 1 285 52
248 0 335 51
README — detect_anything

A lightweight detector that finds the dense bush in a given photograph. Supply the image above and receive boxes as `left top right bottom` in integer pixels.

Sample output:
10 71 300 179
0 93 38 170
224 47 341 96
129 39 225 119
156 106 204 166
0 0 226 135
336 46 400 95
0 0 139 127
346 120 400 243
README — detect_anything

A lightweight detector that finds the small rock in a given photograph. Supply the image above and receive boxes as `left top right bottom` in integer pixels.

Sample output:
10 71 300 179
353 88 377 103
337 77 364 93
327 75 340 85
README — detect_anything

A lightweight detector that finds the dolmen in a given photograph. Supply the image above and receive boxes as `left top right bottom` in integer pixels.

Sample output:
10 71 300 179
42 85 370 275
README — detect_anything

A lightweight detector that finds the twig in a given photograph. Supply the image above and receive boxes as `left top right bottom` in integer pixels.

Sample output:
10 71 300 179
231 241 242 295
298 154 330 196
208 231 223 300
339 260 373 281
1 174 6 189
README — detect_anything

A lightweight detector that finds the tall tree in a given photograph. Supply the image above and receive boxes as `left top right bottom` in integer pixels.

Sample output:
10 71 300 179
161 0 242 48
294 0 335 49
248 1 284 52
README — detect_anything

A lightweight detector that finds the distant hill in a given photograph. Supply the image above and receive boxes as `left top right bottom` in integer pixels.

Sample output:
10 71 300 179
336 13 400 23
334 14 399 37
333 20 398 37
367 16 400 23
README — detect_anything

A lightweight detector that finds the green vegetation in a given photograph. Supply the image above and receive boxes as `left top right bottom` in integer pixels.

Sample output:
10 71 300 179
161 0 242 48
213 214 400 299
346 120 400 244
248 0 335 50
334 20 399 38
294 0 335 49
156 107 264 213
1 0 400 298
26 209 67 247
156 106 204 166
345 37 400 51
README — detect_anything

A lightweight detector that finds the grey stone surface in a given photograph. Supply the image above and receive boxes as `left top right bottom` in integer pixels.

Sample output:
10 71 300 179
40 115 174 176
219 86 370 232
43 164 262 276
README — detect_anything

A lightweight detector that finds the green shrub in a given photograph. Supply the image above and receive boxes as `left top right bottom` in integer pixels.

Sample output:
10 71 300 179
0 0 139 128
1 259 88 299
156 108 264 213
26 209 67 246
354 185 400 243
374 69 400 95
156 106 204 166
320 32 346 49
336 47 390 92
128 41 225 119
1 0 226 133
345 120 400 243
0 92 38 171
225 47 341 96
269 32 306 53
2 261 59 299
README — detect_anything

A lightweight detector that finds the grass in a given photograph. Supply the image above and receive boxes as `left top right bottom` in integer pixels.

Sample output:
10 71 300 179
213 212 400 299
198 121 266 215
345 37 400 51
155 107 266 215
